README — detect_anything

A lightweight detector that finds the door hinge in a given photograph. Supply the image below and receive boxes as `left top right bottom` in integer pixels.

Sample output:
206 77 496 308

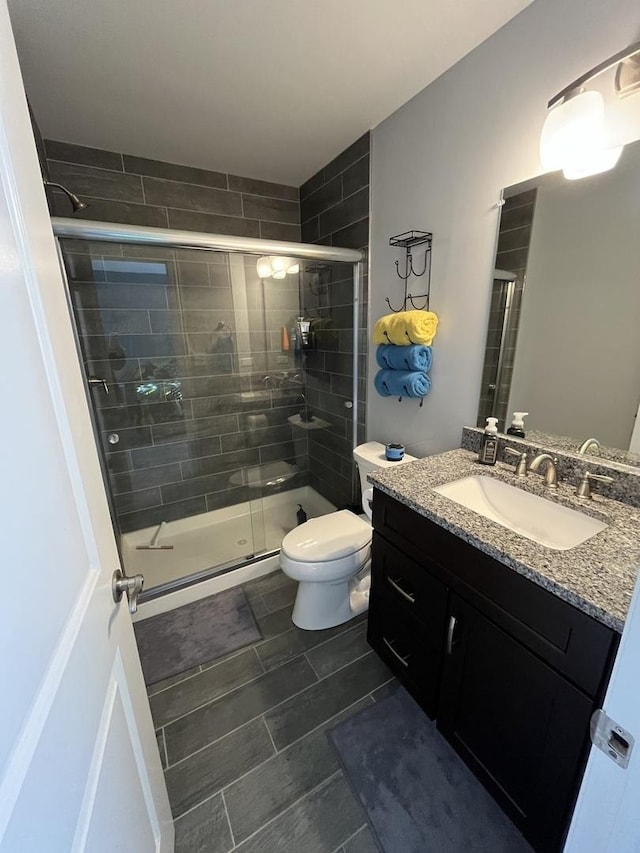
590 709 634 769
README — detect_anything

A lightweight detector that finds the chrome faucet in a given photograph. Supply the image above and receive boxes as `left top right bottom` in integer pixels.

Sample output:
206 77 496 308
528 453 559 489
577 437 600 455
576 471 614 499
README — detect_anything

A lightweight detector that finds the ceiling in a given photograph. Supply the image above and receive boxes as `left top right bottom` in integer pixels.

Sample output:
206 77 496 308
8 0 533 186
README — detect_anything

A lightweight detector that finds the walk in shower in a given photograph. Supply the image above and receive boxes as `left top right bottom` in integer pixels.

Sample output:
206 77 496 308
53 219 364 597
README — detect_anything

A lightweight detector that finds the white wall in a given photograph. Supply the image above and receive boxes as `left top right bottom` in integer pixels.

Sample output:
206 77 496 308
508 147 640 449
367 0 640 457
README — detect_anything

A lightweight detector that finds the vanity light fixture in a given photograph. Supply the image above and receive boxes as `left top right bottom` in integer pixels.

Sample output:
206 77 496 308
256 256 300 279
540 40 640 180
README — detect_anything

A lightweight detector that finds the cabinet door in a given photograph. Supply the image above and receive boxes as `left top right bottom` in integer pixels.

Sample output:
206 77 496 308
438 594 593 853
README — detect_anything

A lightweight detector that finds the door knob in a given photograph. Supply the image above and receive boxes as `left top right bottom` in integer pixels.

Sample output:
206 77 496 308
112 569 144 614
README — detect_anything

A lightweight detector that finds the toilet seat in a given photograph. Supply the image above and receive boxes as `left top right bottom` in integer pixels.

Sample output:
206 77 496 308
281 510 372 583
281 510 371 563
280 540 371 583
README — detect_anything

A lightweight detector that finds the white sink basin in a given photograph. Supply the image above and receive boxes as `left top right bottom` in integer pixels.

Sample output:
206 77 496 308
433 475 607 551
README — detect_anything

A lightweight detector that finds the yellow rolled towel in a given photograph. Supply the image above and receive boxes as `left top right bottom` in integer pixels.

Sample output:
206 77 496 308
373 310 438 346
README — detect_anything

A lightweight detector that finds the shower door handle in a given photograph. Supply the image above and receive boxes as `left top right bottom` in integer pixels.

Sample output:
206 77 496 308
88 375 109 394
112 569 144 615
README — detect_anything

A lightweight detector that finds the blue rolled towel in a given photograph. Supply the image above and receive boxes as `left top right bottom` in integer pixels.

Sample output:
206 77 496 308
376 344 432 372
374 369 431 398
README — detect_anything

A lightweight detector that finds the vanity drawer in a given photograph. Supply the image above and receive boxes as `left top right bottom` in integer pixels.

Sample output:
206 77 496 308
371 531 447 623
367 590 444 718
373 489 455 574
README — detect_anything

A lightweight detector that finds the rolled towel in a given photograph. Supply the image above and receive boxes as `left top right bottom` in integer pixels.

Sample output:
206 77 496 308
376 343 432 372
374 369 431 398
373 310 438 346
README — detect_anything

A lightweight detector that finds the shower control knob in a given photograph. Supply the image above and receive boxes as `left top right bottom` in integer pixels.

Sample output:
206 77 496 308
107 433 120 445
344 401 353 409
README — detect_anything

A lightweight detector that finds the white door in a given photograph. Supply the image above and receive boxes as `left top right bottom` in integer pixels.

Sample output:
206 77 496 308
563 575 640 852
0 3 173 851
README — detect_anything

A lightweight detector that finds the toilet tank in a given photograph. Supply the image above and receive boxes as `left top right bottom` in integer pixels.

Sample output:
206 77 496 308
353 441 416 497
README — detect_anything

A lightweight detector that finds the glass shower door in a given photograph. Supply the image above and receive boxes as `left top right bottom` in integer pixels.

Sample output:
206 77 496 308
57 234 362 595
60 238 266 590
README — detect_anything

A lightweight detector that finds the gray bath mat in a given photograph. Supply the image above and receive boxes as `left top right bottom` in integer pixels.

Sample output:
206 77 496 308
134 587 261 686
329 686 533 853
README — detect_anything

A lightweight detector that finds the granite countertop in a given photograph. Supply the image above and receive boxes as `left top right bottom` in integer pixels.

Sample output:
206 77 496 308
369 449 640 633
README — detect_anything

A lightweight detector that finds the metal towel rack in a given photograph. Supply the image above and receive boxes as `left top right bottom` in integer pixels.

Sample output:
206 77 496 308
386 230 433 313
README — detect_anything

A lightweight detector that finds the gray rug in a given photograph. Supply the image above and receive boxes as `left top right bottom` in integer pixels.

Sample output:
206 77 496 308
134 587 261 686
329 687 533 853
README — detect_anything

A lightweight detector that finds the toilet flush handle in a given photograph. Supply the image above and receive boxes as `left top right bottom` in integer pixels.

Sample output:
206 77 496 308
362 487 374 520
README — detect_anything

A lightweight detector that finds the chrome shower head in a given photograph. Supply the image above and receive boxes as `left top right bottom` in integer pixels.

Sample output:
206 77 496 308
44 180 88 213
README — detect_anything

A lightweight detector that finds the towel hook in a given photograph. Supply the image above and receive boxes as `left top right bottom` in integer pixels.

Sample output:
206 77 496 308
395 394 425 407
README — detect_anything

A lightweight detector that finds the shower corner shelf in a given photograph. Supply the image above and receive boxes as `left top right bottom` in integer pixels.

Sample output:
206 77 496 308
386 229 433 312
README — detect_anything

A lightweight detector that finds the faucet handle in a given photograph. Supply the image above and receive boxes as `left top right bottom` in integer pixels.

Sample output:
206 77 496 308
576 471 614 499
504 447 528 477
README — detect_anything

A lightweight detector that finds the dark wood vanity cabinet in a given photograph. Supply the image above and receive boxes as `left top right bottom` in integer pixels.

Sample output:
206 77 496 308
368 490 619 853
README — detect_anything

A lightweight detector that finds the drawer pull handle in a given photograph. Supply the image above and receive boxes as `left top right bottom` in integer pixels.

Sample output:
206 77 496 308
387 576 415 604
446 615 458 655
382 636 410 668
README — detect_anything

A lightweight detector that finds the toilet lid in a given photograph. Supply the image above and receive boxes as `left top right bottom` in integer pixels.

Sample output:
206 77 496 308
282 510 371 562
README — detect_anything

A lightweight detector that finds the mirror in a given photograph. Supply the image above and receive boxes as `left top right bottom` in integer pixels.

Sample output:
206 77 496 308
478 137 640 467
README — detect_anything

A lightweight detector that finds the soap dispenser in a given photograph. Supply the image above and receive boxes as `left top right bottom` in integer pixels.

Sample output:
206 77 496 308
507 412 529 438
479 417 499 465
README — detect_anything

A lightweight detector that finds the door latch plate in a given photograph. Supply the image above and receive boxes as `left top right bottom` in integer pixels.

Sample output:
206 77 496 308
590 709 634 769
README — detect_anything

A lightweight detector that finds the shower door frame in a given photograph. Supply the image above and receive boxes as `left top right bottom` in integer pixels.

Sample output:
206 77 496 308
52 217 364 600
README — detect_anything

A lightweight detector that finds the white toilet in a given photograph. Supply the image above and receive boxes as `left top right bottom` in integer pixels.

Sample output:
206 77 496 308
280 441 416 630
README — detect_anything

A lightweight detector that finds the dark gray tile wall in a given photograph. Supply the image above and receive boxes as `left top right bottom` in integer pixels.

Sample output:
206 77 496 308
300 133 370 508
45 139 301 242
50 137 368 527
477 189 537 430
64 242 306 535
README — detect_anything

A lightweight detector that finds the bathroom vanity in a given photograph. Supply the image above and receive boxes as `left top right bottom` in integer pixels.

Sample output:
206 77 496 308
367 448 640 853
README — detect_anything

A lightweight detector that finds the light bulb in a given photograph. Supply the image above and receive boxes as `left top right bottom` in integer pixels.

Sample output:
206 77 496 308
272 269 287 279
270 256 288 273
256 256 273 278
540 90 605 172
562 145 623 179
287 263 300 275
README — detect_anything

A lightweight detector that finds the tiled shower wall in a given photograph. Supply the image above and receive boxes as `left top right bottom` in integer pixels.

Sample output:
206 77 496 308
46 140 307 534
477 188 537 430
47 136 369 521
64 242 304 534
45 139 301 241
300 133 370 508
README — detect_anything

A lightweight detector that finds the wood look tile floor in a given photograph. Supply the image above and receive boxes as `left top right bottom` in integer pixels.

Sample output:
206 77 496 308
147 570 393 853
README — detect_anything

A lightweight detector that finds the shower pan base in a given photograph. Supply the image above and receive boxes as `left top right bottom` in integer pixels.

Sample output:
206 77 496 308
122 485 335 593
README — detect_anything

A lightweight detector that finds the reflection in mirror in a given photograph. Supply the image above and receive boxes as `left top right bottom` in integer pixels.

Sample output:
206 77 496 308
478 138 640 465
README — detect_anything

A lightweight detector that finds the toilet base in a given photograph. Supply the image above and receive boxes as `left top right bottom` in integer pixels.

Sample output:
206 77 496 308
291 566 370 631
